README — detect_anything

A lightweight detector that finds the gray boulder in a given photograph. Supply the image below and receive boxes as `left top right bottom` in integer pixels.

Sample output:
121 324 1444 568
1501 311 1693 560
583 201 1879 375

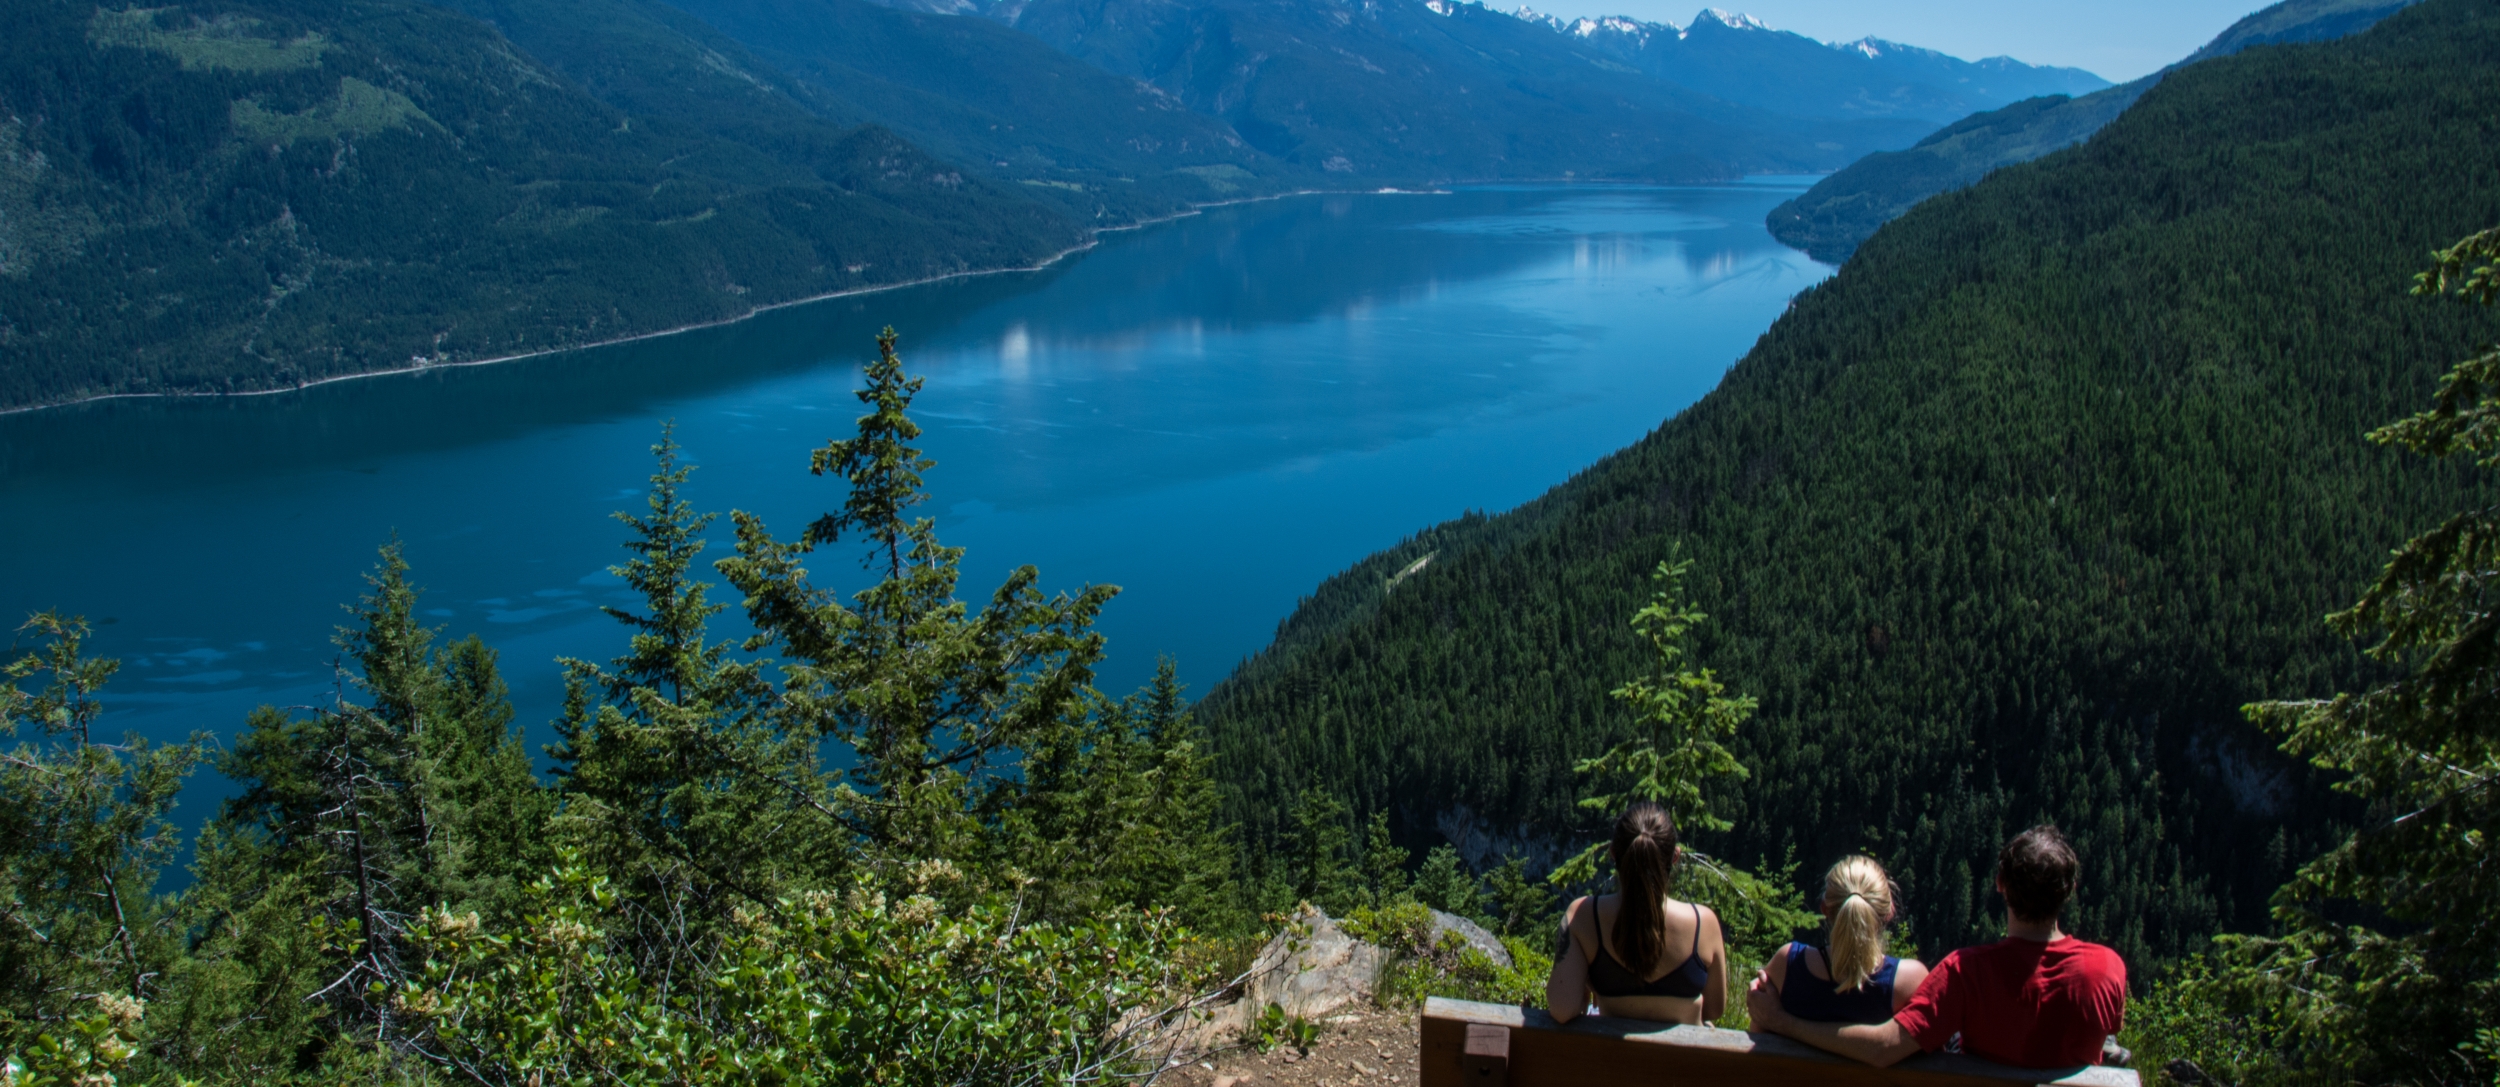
1425 910 1512 970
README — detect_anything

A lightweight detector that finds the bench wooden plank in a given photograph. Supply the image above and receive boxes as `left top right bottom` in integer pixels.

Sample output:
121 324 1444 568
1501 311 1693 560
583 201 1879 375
1421 997 2139 1087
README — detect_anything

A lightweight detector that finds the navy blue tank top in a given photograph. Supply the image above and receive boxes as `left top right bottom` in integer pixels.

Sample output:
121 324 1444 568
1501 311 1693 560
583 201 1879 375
1775 941 1898 1024
1585 902 1709 999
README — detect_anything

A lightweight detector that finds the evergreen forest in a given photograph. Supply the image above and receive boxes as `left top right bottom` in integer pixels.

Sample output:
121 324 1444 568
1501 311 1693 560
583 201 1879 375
0 0 1109 410
1202 0 2500 1076
7 0 2500 1082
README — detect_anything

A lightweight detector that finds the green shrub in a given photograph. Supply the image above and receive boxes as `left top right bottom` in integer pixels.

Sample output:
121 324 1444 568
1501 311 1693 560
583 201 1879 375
404 862 1194 1086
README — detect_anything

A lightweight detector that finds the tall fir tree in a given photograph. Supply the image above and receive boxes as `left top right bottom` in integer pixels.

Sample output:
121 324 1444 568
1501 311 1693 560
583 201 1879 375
1550 557 1813 964
173 544 540 1073
2192 227 2500 1083
717 328 1119 885
549 425 805 969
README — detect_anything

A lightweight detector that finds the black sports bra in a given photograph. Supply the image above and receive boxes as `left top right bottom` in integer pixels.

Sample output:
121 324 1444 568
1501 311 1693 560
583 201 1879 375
1585 901 1709 999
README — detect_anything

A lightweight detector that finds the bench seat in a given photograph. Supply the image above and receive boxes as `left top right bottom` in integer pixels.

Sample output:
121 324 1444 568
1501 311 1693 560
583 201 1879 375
1420 997 2140 1087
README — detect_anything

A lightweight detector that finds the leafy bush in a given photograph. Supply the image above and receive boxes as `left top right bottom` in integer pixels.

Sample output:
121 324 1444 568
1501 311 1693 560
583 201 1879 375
406 861 1195 1086
2118 956 2285 1087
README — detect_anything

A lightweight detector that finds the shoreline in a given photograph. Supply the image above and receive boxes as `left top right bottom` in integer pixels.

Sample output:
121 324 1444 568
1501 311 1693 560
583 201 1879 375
0 185 1441 418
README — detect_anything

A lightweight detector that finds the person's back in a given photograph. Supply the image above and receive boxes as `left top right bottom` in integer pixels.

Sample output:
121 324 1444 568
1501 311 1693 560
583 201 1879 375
1543 801 1729 1026
1746 825 2126 1069
1894 927 2125 1066
1766 854 1929 1025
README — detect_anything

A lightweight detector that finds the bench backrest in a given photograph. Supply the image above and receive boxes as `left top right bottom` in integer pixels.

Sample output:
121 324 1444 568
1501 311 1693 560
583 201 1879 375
1419 997 2140 1087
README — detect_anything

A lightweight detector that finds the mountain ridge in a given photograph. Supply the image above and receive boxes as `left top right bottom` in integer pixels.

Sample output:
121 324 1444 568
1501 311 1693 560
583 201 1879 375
1766 0 2423 262
1510 5 2109 126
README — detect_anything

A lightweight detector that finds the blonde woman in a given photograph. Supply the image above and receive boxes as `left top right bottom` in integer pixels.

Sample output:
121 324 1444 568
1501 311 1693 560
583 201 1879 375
1760 855 1929 1023
1543 801 1729 1025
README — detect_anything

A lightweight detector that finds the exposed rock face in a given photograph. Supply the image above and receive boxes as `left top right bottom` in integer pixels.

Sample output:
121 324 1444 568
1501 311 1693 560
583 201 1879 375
1425 910 1511 970
1167 905 1390 1057
1242 905 1391 1020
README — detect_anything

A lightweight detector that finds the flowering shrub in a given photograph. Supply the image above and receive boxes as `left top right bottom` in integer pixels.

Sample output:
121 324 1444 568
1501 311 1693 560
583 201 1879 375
1 994 145 1087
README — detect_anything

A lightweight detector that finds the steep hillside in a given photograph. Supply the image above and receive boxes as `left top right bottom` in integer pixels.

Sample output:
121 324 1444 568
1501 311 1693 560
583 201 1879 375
0 0 1078 409
1766 0 2420 262
1198 0 2500 968
1527 8 2107 126
981 0 1933 180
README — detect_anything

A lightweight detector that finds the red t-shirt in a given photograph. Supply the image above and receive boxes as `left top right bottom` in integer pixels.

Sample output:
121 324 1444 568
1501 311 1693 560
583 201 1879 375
1891 936 2126 1068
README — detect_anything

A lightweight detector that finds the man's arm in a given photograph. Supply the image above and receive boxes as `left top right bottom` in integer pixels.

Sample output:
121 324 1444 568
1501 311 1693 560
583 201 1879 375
1744 973 1924 1067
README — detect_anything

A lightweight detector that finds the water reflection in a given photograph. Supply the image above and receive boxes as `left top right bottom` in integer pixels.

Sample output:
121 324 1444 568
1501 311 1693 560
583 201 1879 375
0 183 1832 775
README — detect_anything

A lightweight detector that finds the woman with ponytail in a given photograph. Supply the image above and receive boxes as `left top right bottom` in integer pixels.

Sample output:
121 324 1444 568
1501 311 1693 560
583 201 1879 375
1760 855 1929 1024
1543 801 1728 1024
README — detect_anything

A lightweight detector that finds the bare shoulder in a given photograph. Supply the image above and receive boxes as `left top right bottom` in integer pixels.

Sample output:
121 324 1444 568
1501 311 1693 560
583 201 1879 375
1693 902 1726 943
1764 937 1791 985
1563 896 1598 940
1890 957 1931 1012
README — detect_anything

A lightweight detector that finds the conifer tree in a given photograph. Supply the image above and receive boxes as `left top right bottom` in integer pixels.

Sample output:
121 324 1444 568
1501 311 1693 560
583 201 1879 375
1282 787 1361 914
1004 660 1240 931
181 544 539 1067
2198 227 2500 1082
550 425 800 962
718 328 1118 884
0 614 201 1071
1414 846 1488 921
1551 557 1813 962
1485 856 1557 939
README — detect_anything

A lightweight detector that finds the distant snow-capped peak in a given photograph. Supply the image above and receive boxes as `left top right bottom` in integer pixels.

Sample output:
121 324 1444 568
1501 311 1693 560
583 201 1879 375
1569 14 1645 37
1503 4 1788 42
1695 8 1767 31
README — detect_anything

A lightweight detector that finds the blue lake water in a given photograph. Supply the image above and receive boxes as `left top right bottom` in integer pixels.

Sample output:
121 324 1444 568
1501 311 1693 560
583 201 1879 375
0 182 1829 791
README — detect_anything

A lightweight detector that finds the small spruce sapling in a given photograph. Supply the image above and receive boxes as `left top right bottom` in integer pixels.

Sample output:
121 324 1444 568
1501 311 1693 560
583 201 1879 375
1550 556 1813 964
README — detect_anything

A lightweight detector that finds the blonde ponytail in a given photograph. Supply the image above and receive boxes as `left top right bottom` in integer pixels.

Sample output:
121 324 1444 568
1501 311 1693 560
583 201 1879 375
1823 855 1894 993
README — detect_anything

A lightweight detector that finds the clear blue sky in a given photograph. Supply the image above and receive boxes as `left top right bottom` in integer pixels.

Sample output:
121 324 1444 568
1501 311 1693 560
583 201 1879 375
1556 0 2274 81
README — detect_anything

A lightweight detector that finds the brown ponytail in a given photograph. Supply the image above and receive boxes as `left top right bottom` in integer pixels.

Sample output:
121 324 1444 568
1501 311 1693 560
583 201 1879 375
1608 801 1680 974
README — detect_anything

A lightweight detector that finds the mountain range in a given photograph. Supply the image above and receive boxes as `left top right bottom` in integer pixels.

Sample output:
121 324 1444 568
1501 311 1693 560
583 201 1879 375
0 0 2098 408
1512 7 2105 126
1765 0 2422 262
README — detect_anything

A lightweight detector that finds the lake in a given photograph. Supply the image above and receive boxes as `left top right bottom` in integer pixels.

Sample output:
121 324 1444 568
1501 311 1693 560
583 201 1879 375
0 182 1830 776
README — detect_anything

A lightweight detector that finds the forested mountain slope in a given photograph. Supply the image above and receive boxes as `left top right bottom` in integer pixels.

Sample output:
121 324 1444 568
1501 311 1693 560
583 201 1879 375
1525 8 2106 126
0 0 1079 409
1199 0 2500 968
536 0 1299 214
1765 0 2420 262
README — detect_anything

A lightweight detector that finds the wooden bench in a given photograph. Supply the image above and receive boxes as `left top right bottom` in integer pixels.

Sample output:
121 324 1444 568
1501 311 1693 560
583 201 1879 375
1420 997 2141 1087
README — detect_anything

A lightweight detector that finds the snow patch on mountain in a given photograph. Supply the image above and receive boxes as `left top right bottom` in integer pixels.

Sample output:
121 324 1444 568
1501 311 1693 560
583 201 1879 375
1696 7 1766 30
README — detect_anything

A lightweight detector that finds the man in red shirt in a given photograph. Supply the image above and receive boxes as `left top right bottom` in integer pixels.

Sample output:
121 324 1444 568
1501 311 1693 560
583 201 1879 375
1743 825 2126 1069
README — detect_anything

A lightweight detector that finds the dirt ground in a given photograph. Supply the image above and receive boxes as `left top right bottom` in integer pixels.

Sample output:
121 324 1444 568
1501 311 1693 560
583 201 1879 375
1155 1008 1423 1087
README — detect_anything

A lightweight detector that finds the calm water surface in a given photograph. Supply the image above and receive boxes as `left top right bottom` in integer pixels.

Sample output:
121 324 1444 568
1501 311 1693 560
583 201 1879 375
0 182 1829 780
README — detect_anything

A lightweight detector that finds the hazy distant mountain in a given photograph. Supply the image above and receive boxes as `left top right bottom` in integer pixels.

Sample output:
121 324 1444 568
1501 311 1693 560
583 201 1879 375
1518 7 2108 126
1766 0 2421 262
0 0 1081 408
952 0 1936 181
664 0 2110 184
657 0 1304 210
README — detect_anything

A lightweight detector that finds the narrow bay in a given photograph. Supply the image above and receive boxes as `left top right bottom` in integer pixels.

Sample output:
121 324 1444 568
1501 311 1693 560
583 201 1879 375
0 182 1829 780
